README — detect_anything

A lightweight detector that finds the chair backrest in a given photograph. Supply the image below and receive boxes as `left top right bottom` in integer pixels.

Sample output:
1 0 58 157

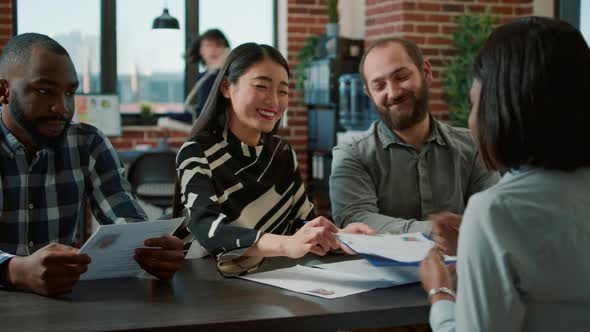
127 150 178 209
172 177 184 218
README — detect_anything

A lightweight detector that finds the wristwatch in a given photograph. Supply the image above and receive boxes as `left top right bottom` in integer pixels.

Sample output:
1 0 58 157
428 287 456 301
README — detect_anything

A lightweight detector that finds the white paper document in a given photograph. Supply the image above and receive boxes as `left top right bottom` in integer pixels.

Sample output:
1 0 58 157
239 265 396 299
312 259 420 285
79 218 184 280
336 232 456 265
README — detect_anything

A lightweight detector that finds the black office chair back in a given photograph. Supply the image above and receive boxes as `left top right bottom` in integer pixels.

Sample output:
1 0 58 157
127 150 178 211
172 178 183 218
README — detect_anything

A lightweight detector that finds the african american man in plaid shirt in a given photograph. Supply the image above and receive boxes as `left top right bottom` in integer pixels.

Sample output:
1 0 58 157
0 33 185 296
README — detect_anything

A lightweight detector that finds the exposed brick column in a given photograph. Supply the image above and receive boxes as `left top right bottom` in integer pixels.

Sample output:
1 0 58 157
364 0 533 119
285 0 329 181
0 0 12 48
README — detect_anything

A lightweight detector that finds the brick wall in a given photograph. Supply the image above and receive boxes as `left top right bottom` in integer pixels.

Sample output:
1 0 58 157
365 0 533 118
0 0 11 47
285 0 329 180
110 127 189 151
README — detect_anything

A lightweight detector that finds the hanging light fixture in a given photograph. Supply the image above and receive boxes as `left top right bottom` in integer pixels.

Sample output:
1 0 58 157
152 3 179 30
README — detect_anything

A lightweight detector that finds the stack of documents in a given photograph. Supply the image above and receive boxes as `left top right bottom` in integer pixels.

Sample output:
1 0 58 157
336 232 456 266
240 260 419 299
240 232 455 299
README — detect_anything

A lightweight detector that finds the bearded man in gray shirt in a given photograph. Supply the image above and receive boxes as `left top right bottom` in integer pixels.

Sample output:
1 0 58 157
330 38 499 247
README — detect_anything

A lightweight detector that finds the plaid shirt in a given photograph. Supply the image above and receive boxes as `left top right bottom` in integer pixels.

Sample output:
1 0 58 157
0 115 148 264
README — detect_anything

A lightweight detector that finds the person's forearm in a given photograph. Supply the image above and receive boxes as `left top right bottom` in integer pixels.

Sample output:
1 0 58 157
429 300 457 332
338 211 431 234
244 233 288 257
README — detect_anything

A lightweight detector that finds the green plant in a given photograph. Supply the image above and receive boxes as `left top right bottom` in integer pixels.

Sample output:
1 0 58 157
294 35 319 93
139 101 153 118
327 0 339 23
443 12 494 127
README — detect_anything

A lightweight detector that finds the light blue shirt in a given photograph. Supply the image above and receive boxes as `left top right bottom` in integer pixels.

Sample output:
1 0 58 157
430 167 590 331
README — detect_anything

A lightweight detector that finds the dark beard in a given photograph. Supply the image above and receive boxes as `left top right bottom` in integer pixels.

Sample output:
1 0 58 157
8 95 71 149
375 77 430 131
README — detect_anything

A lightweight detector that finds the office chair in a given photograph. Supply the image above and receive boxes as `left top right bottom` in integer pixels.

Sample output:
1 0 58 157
127 150 178 215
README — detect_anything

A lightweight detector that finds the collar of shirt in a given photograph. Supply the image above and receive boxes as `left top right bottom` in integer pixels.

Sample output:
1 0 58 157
0 111 52 164
377 114 447 149
500 165 536 183
219 121 264 159
194 69 218 90
0 112 26 154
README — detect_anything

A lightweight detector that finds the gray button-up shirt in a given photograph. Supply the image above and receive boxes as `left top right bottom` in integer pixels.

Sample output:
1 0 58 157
329 117 500 234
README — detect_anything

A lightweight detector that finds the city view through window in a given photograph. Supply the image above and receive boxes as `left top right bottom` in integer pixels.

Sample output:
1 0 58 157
18 1 102 95
18 0 273 115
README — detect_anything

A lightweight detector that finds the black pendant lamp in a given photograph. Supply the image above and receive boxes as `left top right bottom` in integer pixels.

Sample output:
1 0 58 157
152 7 179 29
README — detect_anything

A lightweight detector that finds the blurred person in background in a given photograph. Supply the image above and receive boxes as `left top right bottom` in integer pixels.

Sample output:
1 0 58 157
184 28 230 121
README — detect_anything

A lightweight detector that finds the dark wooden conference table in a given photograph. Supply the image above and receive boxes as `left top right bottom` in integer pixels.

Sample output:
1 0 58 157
0 255 430 332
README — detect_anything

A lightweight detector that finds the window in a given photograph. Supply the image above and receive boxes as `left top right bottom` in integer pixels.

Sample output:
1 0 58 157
581 1 590 43
199 0 274 49
117 0 185 114
557 0 589 44
17 0 101 94
16 0 277 118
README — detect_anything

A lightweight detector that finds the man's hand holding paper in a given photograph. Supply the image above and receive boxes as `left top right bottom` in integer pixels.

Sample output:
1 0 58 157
4 243 91 297
79 218 185 280
134 235 185 280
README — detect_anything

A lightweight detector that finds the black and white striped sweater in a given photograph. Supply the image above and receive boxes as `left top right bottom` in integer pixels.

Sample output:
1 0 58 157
176 127 314 261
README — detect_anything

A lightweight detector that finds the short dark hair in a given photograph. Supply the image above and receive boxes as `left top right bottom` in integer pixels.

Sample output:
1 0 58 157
0 33 69 74
186 29 230 65
189 43 290 138
359 37 424 85
473 16 590 171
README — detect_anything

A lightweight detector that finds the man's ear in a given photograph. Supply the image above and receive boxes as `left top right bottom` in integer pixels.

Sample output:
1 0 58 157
220 77 231 98
422 60 433 84
0 79 9 105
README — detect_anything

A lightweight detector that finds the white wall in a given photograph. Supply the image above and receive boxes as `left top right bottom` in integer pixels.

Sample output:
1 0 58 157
277 0 288 57
533 0 555 17
339 0 365 39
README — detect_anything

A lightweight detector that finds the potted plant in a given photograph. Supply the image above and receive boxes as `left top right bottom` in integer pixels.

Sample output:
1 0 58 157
295 34 319 94
139 101 157 125
326 0 339 37
442 12 494 127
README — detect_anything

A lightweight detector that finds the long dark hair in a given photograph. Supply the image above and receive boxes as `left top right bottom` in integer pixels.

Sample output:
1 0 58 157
473 16 590 171
189 42 290 139
186 29 230 65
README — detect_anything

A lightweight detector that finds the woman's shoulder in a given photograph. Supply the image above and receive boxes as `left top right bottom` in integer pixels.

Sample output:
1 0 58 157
461 179 540 254
177 132 222 161
265 134 293 151
265 134 298 160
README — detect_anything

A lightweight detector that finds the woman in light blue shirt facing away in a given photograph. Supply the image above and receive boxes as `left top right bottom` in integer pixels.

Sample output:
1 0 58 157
419 17 590 332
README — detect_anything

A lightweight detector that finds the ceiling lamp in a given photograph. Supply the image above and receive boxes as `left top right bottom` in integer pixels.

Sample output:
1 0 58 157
152 7 179 29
